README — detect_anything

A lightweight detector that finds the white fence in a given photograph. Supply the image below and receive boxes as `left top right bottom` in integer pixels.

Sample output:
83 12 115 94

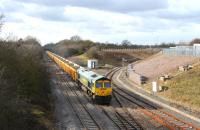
102 48 160 52
163 44 200 57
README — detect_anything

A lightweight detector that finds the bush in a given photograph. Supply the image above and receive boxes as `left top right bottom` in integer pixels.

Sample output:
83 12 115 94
44 39 95 57
64 48 79 57
85 47 99 59
190 38 200 46
0 40 52 130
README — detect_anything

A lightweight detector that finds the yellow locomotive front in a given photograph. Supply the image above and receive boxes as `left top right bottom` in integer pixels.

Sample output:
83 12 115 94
77 68 112 104
92 78 112 104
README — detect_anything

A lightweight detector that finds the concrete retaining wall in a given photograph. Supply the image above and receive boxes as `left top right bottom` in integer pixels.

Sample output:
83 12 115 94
128 70 147 85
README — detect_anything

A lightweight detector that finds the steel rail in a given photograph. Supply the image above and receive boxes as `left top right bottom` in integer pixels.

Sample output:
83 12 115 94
53 68 86 129
60 73 102 130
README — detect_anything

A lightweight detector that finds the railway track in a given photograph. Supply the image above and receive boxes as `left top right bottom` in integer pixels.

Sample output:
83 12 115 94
99 96 143 130
108 67 200 130
66 73 138 130
113 92 144 130
62 66 143 130
94 67 143 130
81 90 141 130
55 68 102 130
67 77 121 130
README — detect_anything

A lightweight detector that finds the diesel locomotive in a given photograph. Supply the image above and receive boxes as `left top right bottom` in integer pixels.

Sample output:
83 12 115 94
47 51 112 104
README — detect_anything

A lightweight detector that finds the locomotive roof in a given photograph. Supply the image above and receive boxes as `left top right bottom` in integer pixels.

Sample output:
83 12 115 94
77 68 107 83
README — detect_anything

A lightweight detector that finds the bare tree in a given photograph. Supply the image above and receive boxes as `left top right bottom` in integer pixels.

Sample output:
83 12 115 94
0 14 4 33
24 36 40 45
190 38 200 45
70 35 81 42
121 40 132 46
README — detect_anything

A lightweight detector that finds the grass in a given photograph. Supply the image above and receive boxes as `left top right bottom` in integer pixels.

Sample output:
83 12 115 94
143 62 200 112
159 64 200 112
32 106 45 117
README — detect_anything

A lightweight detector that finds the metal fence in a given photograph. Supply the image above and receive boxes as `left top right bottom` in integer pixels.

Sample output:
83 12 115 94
102 48 160 53
163 45 200 57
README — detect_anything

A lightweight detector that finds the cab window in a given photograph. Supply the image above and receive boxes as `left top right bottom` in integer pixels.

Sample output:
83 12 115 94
96 82 102 88
104 82 111 88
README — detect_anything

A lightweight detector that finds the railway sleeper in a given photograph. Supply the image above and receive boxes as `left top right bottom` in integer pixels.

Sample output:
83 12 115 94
116 109 141 130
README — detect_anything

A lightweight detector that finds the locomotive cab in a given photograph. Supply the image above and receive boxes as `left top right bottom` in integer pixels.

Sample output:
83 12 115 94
92 77 112 104
77 67 112 104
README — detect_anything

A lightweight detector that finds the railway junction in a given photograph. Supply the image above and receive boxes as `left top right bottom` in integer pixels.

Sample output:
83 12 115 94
46 51 200 130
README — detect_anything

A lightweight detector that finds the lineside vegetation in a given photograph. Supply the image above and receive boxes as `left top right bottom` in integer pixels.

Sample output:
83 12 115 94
161 64 200 112
0 38 54 130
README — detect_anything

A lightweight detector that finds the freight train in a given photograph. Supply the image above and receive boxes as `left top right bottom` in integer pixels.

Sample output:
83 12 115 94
47 51 112 104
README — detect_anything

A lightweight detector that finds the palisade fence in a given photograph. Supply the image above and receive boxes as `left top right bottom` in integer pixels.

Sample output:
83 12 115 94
102 48 160 52
163 44 200 57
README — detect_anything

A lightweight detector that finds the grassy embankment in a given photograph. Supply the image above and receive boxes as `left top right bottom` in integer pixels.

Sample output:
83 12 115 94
0 39 54 130
159 63 200 112
143 61 200 113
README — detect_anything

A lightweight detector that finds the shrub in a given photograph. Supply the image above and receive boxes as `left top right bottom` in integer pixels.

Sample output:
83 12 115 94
0 40 52 130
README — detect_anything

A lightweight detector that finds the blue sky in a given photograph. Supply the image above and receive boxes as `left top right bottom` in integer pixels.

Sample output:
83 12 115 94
0 0 200 45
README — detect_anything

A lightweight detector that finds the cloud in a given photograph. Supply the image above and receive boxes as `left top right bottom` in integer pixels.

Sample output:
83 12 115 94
26 6 68 21
1 0 200 45
12 0 169 13
0 0 23 13
156 10 200 20
62 7 142 34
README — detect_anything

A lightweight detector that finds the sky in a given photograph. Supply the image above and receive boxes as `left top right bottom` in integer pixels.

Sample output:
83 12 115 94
0 0 200 45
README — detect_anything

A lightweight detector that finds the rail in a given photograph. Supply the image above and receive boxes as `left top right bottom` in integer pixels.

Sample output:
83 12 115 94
55 68 102 130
